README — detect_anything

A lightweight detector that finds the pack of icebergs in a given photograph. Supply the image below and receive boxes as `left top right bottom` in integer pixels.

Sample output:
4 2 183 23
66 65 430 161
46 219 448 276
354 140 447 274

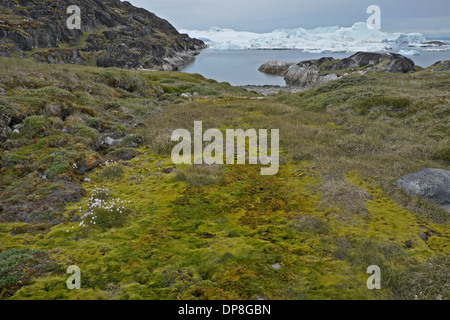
181 22 428 53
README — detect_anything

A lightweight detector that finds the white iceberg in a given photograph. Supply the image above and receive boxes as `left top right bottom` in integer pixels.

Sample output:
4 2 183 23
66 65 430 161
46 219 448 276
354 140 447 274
398 49 421 56
181 22 427 52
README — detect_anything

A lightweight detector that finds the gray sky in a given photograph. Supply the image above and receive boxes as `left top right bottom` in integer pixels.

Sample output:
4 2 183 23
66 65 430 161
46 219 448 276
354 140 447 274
128 0 450 38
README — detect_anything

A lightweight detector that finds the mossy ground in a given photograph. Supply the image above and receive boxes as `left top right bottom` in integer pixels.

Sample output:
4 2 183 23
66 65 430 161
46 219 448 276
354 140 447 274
0 57 448 300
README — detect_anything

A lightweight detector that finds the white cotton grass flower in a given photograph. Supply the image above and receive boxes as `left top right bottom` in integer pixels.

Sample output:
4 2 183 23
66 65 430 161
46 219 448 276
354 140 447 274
77 190 130 229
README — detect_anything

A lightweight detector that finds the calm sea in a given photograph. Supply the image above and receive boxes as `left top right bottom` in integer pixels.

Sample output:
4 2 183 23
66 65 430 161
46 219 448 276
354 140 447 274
180 47 450 86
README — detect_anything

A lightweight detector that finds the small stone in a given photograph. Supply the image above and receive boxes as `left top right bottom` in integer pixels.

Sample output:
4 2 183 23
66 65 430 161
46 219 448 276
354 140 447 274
13 129 20 134
271 263 281 270
404 239 414 249
419 232 429 241
161 167 179 174
84 178 92 182
102 136 122 146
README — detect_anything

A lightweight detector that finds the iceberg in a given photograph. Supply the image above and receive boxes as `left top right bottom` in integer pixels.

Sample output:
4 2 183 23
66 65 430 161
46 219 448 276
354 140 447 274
181 22 427 52
398 49 421 56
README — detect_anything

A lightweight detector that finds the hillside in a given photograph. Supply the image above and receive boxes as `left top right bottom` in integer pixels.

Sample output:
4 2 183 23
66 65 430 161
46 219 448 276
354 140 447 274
0 0 205 70
0 56 449 300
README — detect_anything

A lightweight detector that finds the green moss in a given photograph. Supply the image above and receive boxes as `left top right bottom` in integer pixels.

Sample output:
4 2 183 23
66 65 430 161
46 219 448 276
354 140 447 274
85 117 102 129
71 124 99 141
99 165 124 180
175 165 224 188
0 56 448 301
354 95 412 116
45 158 70 177
432 147 450 163
21 116 61 138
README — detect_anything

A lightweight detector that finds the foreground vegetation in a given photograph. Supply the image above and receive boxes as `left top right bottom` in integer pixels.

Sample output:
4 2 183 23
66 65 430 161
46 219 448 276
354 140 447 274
0 57 448 300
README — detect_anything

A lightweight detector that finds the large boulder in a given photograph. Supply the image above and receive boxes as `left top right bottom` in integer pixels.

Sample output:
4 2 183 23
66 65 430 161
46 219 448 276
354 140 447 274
396 168 450 212
258 60 295 76
322 52 415 73
284 65 339 87
284 57 337 87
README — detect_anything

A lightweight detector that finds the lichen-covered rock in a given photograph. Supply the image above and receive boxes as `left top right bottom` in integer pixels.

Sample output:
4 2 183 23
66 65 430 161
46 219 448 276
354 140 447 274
396 168 450 212
258 60 295 75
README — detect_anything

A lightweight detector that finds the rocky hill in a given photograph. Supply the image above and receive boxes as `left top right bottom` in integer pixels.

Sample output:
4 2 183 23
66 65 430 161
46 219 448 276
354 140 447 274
0 0 205 70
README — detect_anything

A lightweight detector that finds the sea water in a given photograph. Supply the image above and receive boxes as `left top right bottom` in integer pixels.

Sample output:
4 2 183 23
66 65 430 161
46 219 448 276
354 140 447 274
180 47 450 86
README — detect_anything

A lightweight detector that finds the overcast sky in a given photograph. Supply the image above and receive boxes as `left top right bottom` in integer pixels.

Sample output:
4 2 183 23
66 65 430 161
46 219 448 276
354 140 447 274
128 0 450 38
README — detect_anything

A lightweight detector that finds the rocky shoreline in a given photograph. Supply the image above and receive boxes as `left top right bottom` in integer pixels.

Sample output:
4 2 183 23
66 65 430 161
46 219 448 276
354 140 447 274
246 54 450 95
239 85 308 95
257 52 417 90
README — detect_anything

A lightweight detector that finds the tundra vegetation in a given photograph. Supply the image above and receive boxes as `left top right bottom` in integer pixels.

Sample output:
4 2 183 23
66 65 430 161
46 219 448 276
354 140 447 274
0 57 448 300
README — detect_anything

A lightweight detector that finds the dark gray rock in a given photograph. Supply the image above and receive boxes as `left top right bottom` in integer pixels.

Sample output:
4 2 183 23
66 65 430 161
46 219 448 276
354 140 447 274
322 52 415 73
423 41 447 47
161 167 180 174
296 57 334 68
108 147 137 161
419 232 429 241
396 168 450 212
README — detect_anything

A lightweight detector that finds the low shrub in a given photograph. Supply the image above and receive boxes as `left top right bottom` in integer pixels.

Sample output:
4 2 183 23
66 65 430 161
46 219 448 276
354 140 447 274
175 165 224 188
98 162 124 180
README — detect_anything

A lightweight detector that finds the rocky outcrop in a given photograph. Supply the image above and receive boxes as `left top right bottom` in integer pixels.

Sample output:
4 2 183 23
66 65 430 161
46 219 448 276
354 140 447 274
322 52 415 73
262 52 416 88
0 0 206 70
427 60 450 72
423 41 447 47
283 57 338 87
396 168 450 212
258 60 295 75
